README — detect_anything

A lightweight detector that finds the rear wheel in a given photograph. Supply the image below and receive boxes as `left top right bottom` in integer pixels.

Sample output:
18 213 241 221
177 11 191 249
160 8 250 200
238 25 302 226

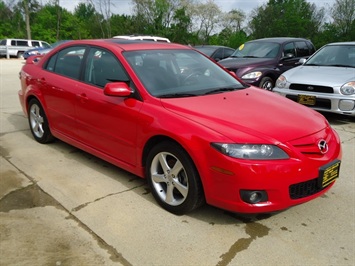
28 99 54 144
146 141 205 215
259 77 274 90
17 51 24 59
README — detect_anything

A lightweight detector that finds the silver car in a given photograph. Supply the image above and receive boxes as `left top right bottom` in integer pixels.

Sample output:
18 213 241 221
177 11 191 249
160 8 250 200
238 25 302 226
273 42 355 117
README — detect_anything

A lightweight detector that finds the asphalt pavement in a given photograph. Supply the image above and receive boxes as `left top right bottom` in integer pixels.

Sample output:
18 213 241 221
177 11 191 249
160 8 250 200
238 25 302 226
1 59 354 266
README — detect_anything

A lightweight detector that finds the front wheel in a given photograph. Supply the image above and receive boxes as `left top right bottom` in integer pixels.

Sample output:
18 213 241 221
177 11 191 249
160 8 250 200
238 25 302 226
28 99 54 144
259 77 274 90
146 141 205 215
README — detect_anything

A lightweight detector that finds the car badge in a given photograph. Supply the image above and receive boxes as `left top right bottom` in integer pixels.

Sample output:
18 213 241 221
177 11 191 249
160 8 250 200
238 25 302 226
307 86 314 90
318 139 328 154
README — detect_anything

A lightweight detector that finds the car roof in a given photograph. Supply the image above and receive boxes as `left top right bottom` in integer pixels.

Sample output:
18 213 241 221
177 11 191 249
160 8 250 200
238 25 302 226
247 37 311 44
325 42 355 46
54 39 188 52
193 45 231 48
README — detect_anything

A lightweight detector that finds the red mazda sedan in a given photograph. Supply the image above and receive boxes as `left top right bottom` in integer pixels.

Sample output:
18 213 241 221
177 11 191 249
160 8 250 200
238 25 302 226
19 39 342 215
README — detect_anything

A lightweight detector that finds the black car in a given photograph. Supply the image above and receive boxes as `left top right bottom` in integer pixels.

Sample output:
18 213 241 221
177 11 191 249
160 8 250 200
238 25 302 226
193 45 235 62
218 38 316 90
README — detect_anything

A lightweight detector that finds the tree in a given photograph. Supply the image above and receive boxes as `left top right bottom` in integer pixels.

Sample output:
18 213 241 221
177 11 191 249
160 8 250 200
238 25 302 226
248 0 325 40
169 6 192 43
189 0 222 43
330 0 355 40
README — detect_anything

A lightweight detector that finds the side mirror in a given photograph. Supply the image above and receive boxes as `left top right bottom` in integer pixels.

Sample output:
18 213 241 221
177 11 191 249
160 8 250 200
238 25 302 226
299 58 307 64
104 82 132 97
282 53 295 60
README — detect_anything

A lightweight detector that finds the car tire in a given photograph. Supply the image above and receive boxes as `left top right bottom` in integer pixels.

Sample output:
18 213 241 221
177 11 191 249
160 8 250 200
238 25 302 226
259 77 274 90
146 141 205 215
28 98 54 144
17 52 24 59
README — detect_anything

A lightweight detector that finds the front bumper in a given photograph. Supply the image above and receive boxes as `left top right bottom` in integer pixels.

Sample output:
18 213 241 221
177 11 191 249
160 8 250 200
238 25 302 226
273 88 355 116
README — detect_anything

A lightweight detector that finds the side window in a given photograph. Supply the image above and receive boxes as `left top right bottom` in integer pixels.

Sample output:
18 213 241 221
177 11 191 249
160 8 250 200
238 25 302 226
31 41 40 47
45 46 85 80
11 40 16 46
283 42 296 57
213 49 224 60
295 41 310 57
17 40 29 46
224 48 235 58
84 48 128 88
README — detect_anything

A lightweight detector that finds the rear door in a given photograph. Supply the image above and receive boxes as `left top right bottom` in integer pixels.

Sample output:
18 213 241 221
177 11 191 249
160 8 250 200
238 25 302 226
42 45 86 138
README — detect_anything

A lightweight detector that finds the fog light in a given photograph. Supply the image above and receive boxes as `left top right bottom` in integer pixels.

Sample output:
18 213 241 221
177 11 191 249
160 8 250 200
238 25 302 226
339 100 355 111
240 190 268 204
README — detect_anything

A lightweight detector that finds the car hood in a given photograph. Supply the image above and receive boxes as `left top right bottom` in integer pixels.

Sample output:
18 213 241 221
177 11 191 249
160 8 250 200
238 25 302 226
161 87 327 144
283 65 355 85
219 57 275 69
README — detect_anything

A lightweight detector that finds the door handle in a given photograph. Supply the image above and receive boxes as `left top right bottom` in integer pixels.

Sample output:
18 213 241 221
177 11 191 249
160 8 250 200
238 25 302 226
76 93 89 103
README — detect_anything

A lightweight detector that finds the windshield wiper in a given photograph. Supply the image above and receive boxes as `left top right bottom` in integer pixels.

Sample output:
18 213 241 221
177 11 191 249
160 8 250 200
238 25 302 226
159 93 198 98
327 64 354 68
204 87 240 95
243 56 259 58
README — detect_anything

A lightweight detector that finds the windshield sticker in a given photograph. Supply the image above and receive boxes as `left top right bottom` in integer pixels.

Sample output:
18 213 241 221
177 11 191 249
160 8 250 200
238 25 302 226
239 44 245 50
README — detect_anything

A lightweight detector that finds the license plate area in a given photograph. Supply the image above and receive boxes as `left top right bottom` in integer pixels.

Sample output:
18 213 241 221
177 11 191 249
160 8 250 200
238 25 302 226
298 94 316 105
318 160 341 188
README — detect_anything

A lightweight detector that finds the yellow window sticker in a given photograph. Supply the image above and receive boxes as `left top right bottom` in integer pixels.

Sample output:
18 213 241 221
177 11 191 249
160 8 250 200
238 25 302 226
238 44 245 50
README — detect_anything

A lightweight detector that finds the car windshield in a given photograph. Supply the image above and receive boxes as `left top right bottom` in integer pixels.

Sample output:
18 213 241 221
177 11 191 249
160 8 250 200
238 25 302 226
305 44 355 68
231 42 280 58
124 49 245 97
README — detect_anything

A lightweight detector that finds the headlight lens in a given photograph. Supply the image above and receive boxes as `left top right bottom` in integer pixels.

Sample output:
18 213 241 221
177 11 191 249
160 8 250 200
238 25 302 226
340 82 355 95
242 71 262 79
211 143 289 160
275 75 287 88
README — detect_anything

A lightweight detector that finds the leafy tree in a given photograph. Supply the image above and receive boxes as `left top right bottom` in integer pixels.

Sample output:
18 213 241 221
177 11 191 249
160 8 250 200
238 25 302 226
189 0 222 43
169 6 192 43
110 14 136 36
248 0 325 40
74 3 102 38
330 0 355 40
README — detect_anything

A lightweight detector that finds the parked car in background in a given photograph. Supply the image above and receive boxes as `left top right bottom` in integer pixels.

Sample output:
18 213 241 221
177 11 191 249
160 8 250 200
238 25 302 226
273 42 355 117
0 38 50 58
218 37 316 90
193 45 235 61
19 39 341 215
23 40 71 59
112 35 170 42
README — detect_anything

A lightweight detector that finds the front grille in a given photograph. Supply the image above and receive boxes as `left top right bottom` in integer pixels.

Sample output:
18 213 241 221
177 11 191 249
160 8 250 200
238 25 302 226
289 83 333 93
289 178 326 199
286 95 331 109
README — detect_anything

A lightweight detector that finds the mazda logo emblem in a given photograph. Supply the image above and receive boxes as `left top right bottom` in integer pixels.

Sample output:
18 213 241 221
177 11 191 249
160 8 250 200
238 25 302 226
307 86 314 90
318 139 328 154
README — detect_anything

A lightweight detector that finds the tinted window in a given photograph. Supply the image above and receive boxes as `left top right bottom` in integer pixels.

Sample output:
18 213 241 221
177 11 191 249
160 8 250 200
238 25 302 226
295 41 310 57
46 46 85 79
32 41 40 47
16 40 29 46
84 48 128 87
283 43 296 57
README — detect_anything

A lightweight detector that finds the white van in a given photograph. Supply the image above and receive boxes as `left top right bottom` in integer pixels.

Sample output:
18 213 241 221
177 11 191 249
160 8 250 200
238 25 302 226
112 35 170 43
0 38 50 58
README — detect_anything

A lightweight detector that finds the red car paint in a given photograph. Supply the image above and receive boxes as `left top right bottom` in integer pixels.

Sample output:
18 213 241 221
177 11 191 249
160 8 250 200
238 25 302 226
19 39 342 214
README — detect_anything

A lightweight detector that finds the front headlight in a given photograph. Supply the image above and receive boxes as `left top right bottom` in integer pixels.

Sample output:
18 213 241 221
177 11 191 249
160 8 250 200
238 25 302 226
275 75 287 88
340 82 355 95
211 143 289 160
242 71 262 79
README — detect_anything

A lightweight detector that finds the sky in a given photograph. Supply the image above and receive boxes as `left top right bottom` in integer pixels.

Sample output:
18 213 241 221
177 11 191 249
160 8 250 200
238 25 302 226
59 0 336 15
